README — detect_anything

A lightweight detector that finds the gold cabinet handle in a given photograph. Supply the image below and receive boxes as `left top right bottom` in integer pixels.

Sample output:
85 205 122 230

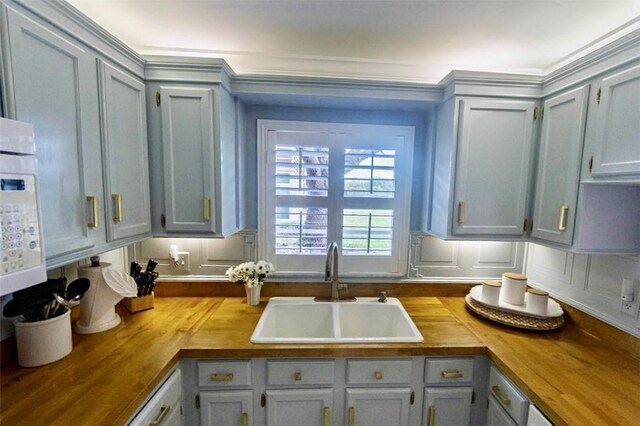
441 370 464 379
149 404 170 426
427 405 435 426
348 406 355 426
374 371 383 380
210 373 234 382
86 196 99 228
323 407 330 426
112 193 123 223
492 385 511 405
557 205 569 231
241 412 248 426
203 196 211 222
294 371 302 381
458 201 466 224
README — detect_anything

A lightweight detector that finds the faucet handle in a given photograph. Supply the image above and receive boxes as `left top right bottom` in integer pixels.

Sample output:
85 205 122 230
378 291 387 303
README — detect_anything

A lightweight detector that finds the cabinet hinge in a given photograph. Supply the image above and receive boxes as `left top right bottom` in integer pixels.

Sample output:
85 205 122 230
533 107 539 120
541 107 544 119
261 393 266 407
529 220 534 233
156 91 161 107
180 404 183 416
596 88 601 104
472 391 476 404
195 395 200 409
523 218 528 232
160 213 166 228
410 391 415 405
588 156 594 173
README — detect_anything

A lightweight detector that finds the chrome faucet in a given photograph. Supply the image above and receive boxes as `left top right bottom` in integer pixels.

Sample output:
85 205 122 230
315 242 355 302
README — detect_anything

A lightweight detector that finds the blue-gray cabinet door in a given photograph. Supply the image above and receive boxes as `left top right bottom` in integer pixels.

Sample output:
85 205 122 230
97 60 151 241
266 389 333 426
532 85 589 246
452 99 536 236
199 390 252 426
424 387 473 426
4 8 103 264
345 388 411 426
159 87 216 233
591 64 640 177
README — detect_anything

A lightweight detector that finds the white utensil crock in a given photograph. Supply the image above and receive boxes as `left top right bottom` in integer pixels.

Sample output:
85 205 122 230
14 309 72 367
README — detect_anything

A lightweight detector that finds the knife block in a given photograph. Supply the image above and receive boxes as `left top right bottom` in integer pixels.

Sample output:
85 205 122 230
121 293 154 313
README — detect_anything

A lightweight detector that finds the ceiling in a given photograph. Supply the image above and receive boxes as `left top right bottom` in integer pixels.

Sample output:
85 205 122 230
67 0 640 84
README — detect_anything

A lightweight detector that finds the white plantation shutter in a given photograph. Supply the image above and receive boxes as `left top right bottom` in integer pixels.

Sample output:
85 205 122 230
258 120 414 276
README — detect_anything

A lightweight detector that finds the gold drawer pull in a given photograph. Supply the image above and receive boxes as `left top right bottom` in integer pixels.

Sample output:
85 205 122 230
203 196 211 222
374 371 383 380
149 404 170 426
441 370 464 379
294 371 302 381
241 412 248 426
86 196 99 228
323 407 330 426
427 405 435 426
348 406 355 426
492 385 511 405
210 373 234 382
112 193 123 223
458 201 466 224
557 205 569 231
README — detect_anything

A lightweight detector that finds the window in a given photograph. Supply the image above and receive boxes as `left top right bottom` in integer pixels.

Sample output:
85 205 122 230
258 120 414 276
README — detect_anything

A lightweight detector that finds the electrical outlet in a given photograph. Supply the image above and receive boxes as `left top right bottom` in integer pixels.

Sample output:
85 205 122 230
170 252 190 273
620 300 640 318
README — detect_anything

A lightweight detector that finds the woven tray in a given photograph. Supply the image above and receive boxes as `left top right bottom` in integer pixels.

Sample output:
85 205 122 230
465 294 564 331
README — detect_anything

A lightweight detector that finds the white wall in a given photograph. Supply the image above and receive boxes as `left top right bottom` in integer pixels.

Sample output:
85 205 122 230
525 243 640 337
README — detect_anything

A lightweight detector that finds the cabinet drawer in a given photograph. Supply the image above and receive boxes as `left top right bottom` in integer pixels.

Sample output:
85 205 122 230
129 368 182 426
346 359 412 385
425 358 474 385
267 359 335 386
198 360 251 387
489 366 529 425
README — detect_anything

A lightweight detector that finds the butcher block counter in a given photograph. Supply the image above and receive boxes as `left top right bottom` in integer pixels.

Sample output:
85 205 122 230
1 295 639 426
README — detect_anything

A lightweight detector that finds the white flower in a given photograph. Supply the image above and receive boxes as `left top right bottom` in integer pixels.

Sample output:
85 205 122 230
226 260 275 286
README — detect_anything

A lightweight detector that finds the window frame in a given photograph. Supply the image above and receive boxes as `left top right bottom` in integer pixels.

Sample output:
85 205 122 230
257 119 414 278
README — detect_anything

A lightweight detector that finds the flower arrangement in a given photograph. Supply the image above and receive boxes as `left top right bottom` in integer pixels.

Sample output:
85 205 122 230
226 261 275 288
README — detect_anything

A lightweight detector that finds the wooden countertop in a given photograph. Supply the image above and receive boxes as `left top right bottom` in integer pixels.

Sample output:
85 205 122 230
1 296 639 426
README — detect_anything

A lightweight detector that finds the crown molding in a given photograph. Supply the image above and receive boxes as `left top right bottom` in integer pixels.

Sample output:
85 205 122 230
144 56 234 89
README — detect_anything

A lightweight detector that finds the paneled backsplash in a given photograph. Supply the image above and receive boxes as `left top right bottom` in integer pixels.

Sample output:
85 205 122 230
525 243 640 337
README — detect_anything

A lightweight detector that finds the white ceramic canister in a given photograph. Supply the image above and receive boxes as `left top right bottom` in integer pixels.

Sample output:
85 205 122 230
481 280 502 305
501 272 528 305
14 309 72 367
527 288 549 315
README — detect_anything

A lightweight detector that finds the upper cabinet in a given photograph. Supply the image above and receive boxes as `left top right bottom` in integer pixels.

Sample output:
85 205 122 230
1 3 150 268
426 96 537 240
531 85 589 246
590 64 640 178
97 60 151 241
145 58 245 237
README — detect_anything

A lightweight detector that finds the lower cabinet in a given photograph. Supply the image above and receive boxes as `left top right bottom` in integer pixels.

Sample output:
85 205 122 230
346 388 412 426
487 365 532 426
182 356 482 426
199 390 252 426
129 368 183 426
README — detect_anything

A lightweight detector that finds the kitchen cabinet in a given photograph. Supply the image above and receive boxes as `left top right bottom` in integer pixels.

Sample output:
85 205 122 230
1 4 150 267
526 404 554 426
3 7 104 264
266 389 333 426
129 368 183 426
346 388 412 426
488 365 529 426
97 60 151 242
183 356 484 426
423 387 473 426
426 97 537 239
199 390 253 426
531 85 589 246
153 85 243 236
590 64 640 178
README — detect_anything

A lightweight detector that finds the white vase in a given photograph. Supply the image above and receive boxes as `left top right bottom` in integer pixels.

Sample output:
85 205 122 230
245 285 261 305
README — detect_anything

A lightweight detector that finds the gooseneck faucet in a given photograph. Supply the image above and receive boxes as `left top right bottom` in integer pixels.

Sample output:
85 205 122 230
325 242 340 300
315 242 356 302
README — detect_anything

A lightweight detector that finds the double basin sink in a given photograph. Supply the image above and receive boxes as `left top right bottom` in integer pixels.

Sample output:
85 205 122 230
251 297 423 344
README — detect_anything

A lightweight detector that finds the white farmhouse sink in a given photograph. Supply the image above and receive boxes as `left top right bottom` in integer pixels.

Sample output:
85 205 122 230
250 297 423 343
